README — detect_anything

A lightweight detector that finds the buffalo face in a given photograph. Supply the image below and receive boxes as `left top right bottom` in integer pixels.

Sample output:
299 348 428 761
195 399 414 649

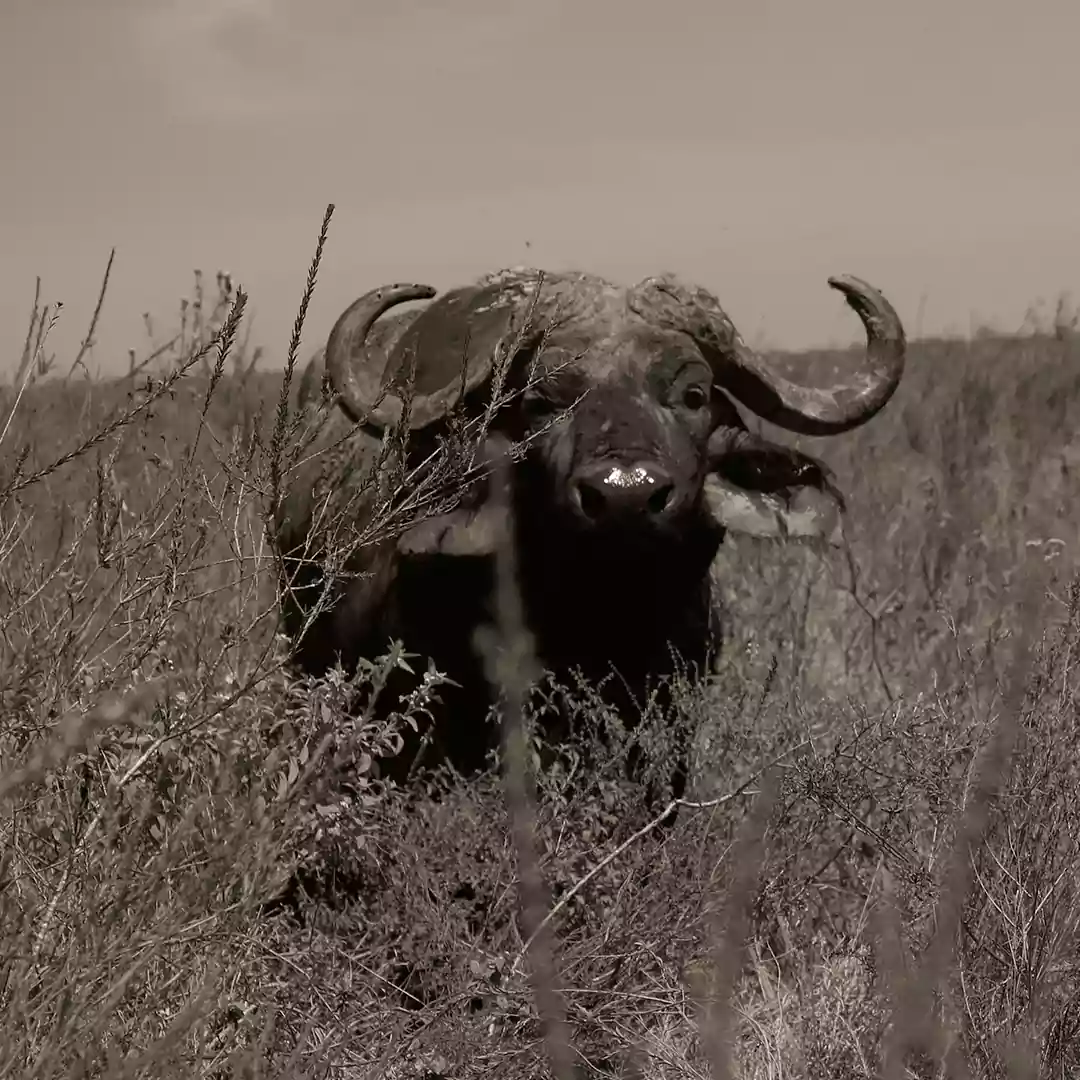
516 328 716 551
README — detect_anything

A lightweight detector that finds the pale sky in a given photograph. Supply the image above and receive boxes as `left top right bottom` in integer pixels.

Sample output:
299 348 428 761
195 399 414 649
2 0 1079 375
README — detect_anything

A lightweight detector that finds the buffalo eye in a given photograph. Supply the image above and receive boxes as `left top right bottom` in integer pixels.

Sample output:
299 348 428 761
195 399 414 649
681 385 710 411
522 385 562 420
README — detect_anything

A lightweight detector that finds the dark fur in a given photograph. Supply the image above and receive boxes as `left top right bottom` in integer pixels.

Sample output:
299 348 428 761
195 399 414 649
273 268 902 795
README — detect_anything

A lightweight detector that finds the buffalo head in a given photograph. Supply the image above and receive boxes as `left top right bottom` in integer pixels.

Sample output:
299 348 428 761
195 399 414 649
319 267 905 567
279 266 904 791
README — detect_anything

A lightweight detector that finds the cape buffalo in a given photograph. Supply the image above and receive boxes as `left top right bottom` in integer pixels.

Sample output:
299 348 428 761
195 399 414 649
273 267 905 791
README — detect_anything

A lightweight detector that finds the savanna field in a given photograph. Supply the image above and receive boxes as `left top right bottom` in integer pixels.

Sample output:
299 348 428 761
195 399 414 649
3 227 1080 1078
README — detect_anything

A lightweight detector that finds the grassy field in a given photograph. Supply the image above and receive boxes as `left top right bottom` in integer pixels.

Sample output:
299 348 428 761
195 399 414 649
2 224 1079 1078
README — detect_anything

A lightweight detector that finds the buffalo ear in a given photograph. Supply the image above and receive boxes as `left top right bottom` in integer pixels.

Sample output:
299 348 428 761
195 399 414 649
397 501 510 557
704 476 844 544
397 433 515 557
704 446 846 545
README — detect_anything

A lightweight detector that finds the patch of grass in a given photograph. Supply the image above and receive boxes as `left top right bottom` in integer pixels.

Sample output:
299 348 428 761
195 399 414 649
3 214 1079 1077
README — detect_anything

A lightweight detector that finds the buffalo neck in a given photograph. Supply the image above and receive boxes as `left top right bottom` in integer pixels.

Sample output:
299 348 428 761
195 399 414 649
511 504 722 689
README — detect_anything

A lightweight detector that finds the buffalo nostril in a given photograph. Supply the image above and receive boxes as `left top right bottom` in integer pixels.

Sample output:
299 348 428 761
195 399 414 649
647 483 675 517
575 481 607 521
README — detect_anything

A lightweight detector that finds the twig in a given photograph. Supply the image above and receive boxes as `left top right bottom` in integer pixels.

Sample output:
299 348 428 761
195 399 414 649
12 678 174 963
66 247 116 380
475 436 576 1080
515 740 810 965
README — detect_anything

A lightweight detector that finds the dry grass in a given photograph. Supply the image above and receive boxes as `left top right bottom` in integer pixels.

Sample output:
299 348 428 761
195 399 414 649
2 208 1079 1078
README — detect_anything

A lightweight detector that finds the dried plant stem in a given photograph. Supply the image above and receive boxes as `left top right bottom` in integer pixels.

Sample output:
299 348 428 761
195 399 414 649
515 741 809 967
475 437 576 1080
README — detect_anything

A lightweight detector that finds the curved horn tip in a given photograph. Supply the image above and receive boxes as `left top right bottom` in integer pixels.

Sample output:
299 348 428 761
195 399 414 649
827 274 904 333
826 274 895 311
827 274 879 299
381 283 438 302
